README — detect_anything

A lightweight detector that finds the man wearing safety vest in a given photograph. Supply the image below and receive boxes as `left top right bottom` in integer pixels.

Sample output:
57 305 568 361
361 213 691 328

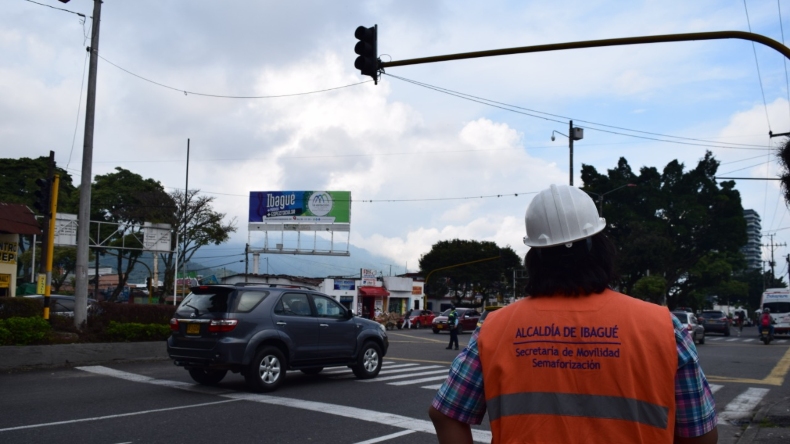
429 184 718 444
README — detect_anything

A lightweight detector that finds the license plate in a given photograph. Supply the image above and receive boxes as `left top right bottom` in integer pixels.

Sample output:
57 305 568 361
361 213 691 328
186 323 201 334
762 329 770 335
437 324 444 329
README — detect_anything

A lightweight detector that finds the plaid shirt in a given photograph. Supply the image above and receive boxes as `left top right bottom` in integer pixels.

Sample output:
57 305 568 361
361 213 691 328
431 312 717 438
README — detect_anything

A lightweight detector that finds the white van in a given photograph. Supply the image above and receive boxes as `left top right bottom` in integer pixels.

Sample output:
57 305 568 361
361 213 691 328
759 288 790 336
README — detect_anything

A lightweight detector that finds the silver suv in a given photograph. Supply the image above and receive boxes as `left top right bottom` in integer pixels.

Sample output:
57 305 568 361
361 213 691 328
166 283 389 392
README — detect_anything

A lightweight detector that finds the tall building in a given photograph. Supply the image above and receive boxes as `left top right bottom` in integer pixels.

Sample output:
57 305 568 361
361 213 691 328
741 209 762 270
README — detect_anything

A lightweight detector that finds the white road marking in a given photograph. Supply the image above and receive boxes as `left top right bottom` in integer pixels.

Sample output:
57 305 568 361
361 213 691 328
717 387 769 423
726 338 739 342
421 384 442 390
352 430 416 443
742 339 755 342
322 363 419 375
378 365 444 375
388 375 450 386
709 337 723 341
73 366 493 442
0 399 241 432
358 369 449 382
709 384 723 394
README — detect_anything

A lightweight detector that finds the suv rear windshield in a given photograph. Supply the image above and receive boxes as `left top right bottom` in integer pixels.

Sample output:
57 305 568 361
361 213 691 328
179 288 270 314
700 311 725 319
672 312 690 323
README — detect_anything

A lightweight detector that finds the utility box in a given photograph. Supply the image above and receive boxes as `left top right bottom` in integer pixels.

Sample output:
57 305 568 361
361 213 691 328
571 127 584 140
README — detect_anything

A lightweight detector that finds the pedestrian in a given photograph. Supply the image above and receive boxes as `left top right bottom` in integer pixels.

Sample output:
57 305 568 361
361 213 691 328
429 184 718 444
736 309 745 336
402 310 412 329
445 305 459 350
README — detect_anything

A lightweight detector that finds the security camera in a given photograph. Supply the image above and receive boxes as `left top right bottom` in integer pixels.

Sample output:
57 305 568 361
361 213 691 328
551 135 555 141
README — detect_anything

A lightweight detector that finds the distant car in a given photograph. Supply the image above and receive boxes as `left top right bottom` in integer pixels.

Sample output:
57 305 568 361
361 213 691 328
432 307 482 334
22 294 98 317
405 309 437 329
698 310 731 336
672 311 705 345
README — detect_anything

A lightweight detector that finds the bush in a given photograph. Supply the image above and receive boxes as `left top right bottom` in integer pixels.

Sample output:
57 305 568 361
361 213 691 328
104 321 171 342
0 317 52 345
0 297 44 319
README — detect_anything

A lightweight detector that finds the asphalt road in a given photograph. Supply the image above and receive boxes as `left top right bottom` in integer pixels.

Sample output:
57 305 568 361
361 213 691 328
0 326 787 444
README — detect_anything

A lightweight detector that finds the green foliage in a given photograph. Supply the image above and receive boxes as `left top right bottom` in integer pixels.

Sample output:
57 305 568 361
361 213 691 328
419 239 522 305
632 275 668 304
0 317 51 345
0 297 44 319
580 151 747 307
104 321 171 342
0 156 78 213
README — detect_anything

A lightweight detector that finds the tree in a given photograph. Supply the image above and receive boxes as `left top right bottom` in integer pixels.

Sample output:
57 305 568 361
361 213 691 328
158 189 237 296
580 151 747 307
90 168 176 301
418 239 522 307
18 246 89 293
0 156 78 278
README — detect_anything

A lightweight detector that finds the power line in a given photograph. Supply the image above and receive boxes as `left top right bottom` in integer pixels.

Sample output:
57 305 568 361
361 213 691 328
98 54 372 99
384 73 773 151
743 0 772 133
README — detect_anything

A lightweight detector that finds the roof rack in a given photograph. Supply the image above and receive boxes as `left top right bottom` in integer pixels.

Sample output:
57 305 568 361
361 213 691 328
232 282 313 290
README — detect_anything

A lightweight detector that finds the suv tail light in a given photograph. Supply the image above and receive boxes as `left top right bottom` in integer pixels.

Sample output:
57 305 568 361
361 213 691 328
208 319 238 333
170 318 179 332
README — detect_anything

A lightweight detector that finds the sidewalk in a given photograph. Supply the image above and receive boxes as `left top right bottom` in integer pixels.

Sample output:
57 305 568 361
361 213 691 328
736 394 790 444
0 341 168 372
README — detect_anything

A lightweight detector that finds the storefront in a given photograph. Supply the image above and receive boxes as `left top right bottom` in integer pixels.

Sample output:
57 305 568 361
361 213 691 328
0 203 42 297
358 285 390 319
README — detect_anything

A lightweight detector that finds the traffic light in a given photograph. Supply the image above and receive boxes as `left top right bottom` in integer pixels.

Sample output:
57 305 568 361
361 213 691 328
354 25 379 84
34 178 51 215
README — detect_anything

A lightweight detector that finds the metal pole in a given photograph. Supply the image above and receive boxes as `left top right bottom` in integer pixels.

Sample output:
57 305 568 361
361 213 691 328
181 139 189 298
74 0 102 328
569 121 574 186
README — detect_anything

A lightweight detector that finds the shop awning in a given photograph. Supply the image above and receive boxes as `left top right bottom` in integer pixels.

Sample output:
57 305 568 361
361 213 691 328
359 286 390 297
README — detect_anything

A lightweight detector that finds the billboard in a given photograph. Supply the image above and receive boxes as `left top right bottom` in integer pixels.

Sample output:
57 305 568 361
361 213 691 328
249 191 351 233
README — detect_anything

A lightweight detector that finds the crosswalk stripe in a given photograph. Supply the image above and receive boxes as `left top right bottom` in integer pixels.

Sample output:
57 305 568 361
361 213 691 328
359 369 449 383
717 387 769 423
378 365 443 375
709 384 723 394
389 375 449 386
742 339 755 342
421 384 443 390
726 338 739 342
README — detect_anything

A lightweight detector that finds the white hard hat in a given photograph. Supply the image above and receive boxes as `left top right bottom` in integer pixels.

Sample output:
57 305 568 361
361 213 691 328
523 184 606 247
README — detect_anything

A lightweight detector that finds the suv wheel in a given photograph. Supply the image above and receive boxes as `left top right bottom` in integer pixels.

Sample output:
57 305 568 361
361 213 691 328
414 321 421 329
245 346 286 392
352 342 382 379
188 368 227 385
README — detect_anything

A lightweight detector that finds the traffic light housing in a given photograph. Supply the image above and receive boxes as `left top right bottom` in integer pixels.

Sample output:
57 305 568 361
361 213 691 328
34 178 51 215
354 25 379 84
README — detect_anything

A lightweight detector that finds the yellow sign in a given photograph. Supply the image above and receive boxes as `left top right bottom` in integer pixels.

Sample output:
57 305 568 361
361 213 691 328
37 274 46 294
0 242 17 264
0 274 10 289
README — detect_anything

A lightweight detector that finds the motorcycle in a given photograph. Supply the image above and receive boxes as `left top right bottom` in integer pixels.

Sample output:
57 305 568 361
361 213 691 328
760 326 773 345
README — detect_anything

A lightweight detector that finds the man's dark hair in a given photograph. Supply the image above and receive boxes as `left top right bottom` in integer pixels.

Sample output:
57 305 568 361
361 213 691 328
525 232 617 297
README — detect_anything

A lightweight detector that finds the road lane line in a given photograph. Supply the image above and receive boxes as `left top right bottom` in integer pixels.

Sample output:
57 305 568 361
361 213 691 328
378 365 444 375
717 387 769 423
353 430 416 443
0 399 241 432
75 366 493 442
358 369 449 382
225 392 492 442
388 375 449 386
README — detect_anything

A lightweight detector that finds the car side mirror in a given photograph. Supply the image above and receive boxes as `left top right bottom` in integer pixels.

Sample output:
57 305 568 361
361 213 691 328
344 309 354 320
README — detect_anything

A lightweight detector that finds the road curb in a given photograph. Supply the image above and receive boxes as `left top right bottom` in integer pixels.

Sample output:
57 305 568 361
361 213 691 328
0 342 169 372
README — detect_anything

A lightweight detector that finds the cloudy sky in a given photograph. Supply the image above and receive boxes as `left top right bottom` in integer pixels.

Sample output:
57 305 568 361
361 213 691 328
5 0 790 278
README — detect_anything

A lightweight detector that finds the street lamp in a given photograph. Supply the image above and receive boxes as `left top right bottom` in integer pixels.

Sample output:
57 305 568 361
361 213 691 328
584 183 636 216
551 120 584 186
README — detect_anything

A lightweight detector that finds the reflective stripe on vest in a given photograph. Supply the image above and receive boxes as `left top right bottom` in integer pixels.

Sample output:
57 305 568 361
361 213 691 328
488 391 669 429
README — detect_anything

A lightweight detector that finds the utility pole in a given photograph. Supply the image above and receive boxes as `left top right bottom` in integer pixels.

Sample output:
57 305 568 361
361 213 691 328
762 233 786 282
74 0 102 328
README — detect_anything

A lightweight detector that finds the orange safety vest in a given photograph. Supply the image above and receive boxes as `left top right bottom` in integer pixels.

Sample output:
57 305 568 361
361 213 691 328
478 289 677 443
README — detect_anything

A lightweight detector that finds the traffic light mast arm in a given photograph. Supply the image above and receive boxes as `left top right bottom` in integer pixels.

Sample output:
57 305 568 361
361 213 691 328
380 31 790 69
423 255 501 308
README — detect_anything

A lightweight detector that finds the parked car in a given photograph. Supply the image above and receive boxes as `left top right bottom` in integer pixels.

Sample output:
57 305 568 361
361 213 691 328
166 283 389 392
432 307 482 334
698 310 731 336
405 309 437 329
671 311 705 345
23 294 98 317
